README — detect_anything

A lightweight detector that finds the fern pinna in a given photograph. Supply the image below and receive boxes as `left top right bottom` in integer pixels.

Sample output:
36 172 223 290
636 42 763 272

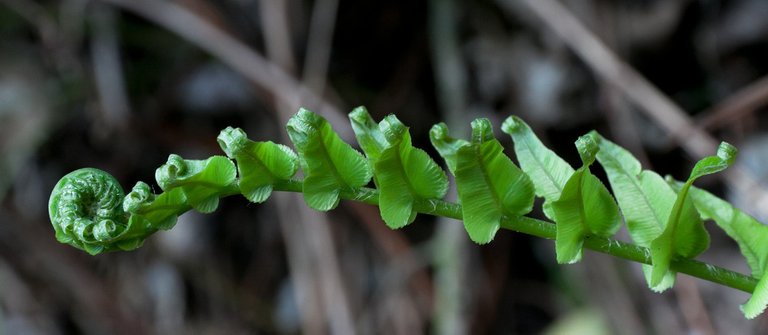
48 107 768 318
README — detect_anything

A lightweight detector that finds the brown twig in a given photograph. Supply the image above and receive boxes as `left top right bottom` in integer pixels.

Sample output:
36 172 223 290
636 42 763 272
89 3 130 130
272 193 326 335
497 0 717 158
302 0 339 95
697 75 768 131
94 0 354 140
345 202 432 329
674 276 716 335
591 1 652 168
0 0 57 47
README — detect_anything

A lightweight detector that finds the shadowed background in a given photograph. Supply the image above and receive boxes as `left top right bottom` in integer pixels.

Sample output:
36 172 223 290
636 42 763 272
2 0 768 334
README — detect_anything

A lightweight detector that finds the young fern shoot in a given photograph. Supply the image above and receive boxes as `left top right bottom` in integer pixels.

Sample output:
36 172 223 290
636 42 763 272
49 168 135 255
48 106 768 319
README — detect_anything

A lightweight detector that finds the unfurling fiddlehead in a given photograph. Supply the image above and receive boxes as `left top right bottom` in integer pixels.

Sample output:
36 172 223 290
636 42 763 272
48 107 768 318
49 168 137 255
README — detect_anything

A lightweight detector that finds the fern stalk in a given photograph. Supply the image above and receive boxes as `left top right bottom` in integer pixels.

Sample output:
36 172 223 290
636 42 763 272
266 181 759 293
48 108 764 318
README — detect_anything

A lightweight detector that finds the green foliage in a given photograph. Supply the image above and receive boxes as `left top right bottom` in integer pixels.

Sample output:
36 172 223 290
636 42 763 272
648 142 734 288
218 127 299 203
287 108 373 211
674 179 768 319
549 134 621 264
350 107 448 228
592 133 678 291
502 116 574 219
155 154 237 213
431 118 534 244
47 106 768 318
124 182 186 231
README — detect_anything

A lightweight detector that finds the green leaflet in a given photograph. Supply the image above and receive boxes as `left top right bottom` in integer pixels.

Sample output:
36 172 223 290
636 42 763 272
349 107 448 228
745 276 768 319
349 106 388 160
430 119 534 244
593 132 677 292
648 142 734 288
674 177 768 319
155 154 237 213
680 183 768 276
502 116 574 219
218 127 299 203
123 181 187 231
550 134 621 264
113 216 149 251
287 108 373 211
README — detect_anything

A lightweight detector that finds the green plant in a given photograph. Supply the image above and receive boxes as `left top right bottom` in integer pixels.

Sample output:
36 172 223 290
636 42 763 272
48 107 768 319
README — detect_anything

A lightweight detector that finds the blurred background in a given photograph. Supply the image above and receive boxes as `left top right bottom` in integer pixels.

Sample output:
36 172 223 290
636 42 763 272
2 0 768 333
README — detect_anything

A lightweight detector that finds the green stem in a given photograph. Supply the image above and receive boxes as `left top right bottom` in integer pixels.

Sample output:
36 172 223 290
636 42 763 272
250 180 757 293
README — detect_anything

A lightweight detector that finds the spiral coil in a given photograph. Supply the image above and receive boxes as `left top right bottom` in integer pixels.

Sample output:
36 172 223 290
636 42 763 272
48 168 129 254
